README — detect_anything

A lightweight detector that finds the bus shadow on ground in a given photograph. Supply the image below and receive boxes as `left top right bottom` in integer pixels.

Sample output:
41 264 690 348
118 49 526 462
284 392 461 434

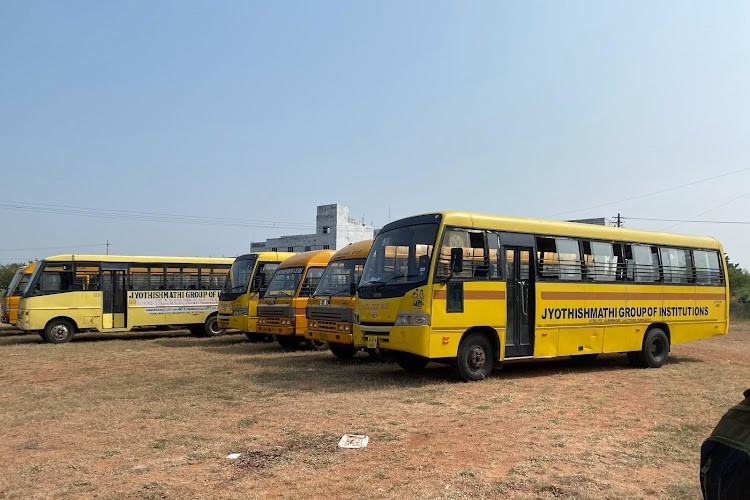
228 350 708 393
0 329 201 346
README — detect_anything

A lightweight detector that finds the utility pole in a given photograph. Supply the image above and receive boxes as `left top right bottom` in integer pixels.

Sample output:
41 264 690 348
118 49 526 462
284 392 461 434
106 240 110 255
613 213 623 227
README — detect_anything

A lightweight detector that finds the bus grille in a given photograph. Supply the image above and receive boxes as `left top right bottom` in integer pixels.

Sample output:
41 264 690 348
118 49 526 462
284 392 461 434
257 305 293 318
307 305 351 322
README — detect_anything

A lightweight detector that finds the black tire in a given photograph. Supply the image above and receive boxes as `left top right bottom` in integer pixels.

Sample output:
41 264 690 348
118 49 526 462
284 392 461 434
245 332 273 343
43 318 75 344
305 339 328 351
276 335 304 351
38 332 49 343
368 348 396 362
203 315 223 337
637 327 670 368
454 332 494 381
329 343 358 359
396 352 429 372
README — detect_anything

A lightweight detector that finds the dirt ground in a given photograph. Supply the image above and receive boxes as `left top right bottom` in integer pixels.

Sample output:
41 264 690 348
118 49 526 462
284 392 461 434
0 322 748 499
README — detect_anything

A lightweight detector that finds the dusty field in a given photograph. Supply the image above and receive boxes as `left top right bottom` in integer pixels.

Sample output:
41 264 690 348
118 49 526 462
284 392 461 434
0 323 748 500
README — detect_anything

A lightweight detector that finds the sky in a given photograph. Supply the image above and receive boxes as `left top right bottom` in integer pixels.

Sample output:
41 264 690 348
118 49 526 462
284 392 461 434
1 1 749 267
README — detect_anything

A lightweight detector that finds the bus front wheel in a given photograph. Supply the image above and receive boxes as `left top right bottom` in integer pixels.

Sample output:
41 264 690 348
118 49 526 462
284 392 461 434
454 332 494 381
630 327 669 368
44 319 76 344
396 352 429 372
276 335 304 351
203 315 224 337
329 343 357 359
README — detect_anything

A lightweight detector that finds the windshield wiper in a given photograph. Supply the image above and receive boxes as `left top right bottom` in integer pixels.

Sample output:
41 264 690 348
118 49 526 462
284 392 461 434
366 272 425 290
272 290 292 297
319 285 353 297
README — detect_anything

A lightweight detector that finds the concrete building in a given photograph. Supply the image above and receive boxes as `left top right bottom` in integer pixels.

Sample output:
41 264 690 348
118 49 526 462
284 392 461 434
250 204 374 252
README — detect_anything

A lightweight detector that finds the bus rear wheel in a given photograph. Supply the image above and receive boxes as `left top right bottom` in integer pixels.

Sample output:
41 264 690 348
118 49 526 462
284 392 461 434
329 343 357 359
454 332 494 381
44 319 75 344
630 327 670 368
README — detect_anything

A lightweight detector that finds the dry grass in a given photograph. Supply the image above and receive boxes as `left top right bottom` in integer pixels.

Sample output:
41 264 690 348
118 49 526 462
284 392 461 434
0 323 748 499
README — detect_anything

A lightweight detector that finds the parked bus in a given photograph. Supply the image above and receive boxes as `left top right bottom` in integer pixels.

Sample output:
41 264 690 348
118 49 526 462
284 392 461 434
18 255 232 343
217 252 296 341
354 212 728 381
2 267 24 324
306 240 372 358
2 262 37 325
257 250 335 350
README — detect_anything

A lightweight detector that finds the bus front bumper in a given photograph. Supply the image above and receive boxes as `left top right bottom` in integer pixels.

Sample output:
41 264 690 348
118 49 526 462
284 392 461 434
355 324 432 356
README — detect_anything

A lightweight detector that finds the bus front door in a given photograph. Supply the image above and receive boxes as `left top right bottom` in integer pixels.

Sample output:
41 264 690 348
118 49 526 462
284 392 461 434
504 247 534 357
102 264 127 329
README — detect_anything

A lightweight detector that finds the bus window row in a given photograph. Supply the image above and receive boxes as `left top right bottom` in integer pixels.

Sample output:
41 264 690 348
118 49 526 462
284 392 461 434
435 227 724 286
33 262 230 294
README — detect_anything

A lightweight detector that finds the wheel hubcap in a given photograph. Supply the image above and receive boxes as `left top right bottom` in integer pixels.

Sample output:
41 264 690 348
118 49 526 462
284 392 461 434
650 340 664 359
209 320 220 334
468 346 487 369
52 325 69 341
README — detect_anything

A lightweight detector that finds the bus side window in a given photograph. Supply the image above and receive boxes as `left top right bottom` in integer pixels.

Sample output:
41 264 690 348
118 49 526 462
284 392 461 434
486 231 501 279
436 228 485 279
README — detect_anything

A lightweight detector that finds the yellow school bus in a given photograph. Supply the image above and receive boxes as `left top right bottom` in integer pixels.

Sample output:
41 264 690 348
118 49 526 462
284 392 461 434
217 252 296 341
306 240 372 358
2 262 37 325
257 250 335 350
354 212 729 381
2 267 24 324
18 254 232 343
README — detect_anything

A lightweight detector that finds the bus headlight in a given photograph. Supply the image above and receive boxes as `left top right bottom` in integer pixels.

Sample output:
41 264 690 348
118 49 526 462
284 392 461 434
395 312 430 326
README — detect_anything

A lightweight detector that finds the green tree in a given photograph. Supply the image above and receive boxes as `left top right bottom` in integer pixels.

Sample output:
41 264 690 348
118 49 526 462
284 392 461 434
726 255 750 303
0 262 25 294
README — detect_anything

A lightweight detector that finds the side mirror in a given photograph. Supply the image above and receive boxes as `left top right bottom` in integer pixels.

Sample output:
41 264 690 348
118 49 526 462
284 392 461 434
349 282 357 296
450 247 464 274
252 273 264 291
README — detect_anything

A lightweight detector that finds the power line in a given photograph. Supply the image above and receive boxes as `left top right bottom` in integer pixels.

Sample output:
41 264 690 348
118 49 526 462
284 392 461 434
660 192 749 231
549 166 750 218
0 200 315 230
0 243 107 252
625 217 750 224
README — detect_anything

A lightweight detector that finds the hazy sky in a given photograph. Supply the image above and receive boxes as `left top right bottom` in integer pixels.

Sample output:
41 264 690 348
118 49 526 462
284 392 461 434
1 1 749 267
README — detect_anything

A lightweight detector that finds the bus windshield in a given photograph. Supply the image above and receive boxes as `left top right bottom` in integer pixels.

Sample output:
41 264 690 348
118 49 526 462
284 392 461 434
6 268 23 295
314 259 366 297
265 267 304 297
359 223 437 291
14 273 32 296
223 256 258 294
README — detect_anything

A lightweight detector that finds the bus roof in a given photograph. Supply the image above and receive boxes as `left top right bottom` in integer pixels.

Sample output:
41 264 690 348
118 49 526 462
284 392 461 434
41 254 235 265
330 240 373 262
384 211 722 250
277 250 336 269
234 252 297 262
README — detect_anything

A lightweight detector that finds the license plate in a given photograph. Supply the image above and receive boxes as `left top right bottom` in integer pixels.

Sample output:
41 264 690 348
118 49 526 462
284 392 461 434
319 332 327 343
367 336 377 349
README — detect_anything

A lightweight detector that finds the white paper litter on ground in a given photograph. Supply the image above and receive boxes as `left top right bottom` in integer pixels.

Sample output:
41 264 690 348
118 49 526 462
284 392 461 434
338 434 369 449
225 453 242 460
